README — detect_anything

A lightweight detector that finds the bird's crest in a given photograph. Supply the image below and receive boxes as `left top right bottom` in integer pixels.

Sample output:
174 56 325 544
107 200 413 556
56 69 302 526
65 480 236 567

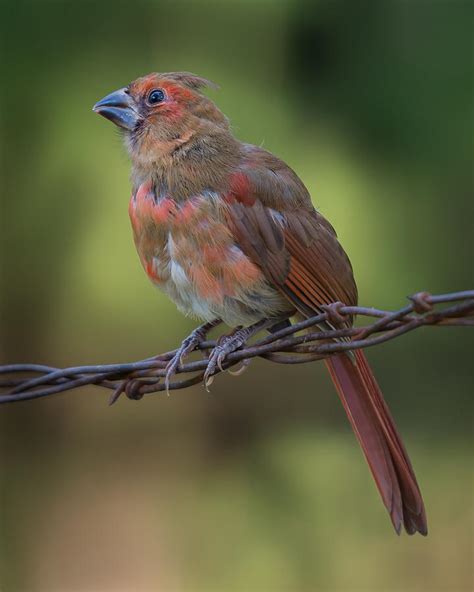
159 72 219 93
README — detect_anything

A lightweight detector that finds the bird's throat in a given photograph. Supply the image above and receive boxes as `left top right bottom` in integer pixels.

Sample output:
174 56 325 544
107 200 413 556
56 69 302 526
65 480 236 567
130 128 241 200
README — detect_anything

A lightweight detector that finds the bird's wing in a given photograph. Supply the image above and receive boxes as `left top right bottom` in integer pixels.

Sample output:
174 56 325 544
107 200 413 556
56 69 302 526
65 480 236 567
224 146 358 319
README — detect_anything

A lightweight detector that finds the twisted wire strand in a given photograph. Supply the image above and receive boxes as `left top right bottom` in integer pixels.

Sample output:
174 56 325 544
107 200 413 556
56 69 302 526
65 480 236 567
1 290 473 405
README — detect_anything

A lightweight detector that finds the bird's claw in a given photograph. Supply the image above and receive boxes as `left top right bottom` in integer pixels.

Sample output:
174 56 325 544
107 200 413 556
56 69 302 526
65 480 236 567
164 337 195 395
227 359 252 376
165 322 217 395
203 328 250 389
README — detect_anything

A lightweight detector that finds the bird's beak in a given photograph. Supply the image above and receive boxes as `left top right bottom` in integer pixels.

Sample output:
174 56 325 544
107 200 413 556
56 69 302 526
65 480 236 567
93 87 140 131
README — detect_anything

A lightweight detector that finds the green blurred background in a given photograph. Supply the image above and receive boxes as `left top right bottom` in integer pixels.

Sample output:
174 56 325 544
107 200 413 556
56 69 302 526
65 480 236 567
1 1 473 590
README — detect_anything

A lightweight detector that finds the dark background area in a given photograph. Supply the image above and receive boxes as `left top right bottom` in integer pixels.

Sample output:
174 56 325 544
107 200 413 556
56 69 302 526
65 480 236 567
1 1 473 590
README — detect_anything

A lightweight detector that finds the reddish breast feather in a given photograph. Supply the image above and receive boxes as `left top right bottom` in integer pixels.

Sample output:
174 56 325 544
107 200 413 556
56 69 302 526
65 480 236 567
129 182 177 230
129 181 267 307
153 198 177 223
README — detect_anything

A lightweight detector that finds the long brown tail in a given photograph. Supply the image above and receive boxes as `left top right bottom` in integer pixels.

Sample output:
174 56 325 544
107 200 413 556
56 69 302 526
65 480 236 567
325 350 427 535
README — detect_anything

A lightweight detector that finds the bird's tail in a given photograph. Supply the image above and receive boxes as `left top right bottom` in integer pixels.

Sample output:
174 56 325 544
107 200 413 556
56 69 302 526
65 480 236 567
325 350 428 535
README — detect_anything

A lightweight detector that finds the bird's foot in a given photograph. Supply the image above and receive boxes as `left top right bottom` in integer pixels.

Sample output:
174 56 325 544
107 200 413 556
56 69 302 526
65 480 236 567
165 320 221 394
203 319 270 388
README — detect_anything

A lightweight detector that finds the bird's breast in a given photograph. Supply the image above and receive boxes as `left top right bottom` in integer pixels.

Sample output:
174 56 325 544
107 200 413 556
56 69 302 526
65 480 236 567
128 181 290 325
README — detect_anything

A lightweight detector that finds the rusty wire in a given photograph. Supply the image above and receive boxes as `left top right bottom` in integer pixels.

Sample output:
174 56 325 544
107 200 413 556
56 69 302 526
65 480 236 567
1 290 473 405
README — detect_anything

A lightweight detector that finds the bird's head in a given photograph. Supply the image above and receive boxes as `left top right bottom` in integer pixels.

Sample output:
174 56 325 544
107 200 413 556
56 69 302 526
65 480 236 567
93 72 233 171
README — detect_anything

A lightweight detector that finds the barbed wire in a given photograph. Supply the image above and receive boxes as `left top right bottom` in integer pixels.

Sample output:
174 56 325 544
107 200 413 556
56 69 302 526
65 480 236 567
1 290 473 405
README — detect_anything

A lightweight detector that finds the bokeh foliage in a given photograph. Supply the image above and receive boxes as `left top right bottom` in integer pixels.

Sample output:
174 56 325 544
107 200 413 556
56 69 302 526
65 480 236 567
1 1 473 590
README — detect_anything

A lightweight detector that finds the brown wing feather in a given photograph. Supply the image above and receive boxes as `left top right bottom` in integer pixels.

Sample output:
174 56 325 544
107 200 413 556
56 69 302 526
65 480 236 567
226 145 357 316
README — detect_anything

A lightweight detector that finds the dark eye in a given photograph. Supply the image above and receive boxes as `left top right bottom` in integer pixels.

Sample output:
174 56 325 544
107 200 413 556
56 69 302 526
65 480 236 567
147 89 165 105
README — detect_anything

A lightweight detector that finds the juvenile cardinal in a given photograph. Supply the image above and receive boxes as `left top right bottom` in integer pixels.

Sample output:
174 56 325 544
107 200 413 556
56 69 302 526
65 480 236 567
94 72 427 535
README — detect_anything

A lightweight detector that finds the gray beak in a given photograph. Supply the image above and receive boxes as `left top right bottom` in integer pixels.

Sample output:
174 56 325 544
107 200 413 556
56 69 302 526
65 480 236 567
93 87 140 131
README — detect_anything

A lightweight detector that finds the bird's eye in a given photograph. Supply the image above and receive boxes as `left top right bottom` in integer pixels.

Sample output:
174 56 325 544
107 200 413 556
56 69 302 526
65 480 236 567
147 89 166 105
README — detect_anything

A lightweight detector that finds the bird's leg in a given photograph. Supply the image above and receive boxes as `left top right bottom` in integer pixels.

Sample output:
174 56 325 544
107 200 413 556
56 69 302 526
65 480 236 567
203 317 279 388
226 318 293 378
165 319 221 393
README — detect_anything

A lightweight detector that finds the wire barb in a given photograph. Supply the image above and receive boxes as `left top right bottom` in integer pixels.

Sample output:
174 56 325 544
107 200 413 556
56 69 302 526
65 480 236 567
1 290 473 405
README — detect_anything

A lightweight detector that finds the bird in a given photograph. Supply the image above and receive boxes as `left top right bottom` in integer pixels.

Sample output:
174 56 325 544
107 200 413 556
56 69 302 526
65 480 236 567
93 71 427 535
